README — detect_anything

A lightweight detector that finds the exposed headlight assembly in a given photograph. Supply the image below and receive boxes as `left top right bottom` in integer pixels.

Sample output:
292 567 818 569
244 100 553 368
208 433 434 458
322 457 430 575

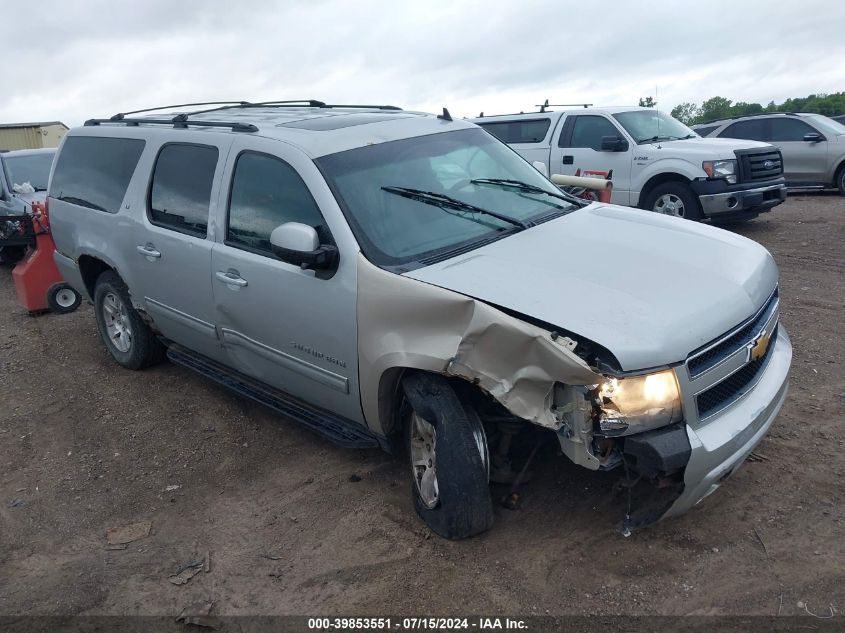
702 159 738 184
594 369 683 436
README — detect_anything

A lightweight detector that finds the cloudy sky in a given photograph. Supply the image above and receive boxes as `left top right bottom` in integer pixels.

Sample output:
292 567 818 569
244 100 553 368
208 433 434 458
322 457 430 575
3 0 843 126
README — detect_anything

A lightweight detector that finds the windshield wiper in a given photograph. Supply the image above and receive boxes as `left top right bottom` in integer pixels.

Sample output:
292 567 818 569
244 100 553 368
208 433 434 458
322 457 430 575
470 178 587 207
638 134 692 144
381 186 529 229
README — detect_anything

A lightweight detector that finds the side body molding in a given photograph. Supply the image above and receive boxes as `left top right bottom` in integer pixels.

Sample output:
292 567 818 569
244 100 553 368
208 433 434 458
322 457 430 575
356 255 603 435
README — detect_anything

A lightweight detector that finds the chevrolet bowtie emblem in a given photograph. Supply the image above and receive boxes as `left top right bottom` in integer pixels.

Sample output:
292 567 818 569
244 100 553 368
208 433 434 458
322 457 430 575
748 328 772 362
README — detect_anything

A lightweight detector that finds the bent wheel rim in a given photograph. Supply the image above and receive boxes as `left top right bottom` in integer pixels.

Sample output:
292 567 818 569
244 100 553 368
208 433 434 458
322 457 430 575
654 193 685 217
410 412 439 509
55 288 77 308
102 292 133 353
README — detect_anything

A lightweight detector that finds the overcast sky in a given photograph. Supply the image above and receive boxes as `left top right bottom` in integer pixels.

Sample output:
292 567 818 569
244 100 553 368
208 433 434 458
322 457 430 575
3 0 843 127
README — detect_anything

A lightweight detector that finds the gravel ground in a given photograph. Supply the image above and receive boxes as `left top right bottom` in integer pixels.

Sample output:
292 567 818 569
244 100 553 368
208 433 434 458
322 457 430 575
0 194 843 618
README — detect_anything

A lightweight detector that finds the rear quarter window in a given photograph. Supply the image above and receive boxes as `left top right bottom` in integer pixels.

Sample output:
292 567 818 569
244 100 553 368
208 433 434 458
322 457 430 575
479 118 551 144
50 136 145 213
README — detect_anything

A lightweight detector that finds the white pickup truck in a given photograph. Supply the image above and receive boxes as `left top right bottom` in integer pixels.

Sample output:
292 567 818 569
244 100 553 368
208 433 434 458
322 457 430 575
472 106 788 222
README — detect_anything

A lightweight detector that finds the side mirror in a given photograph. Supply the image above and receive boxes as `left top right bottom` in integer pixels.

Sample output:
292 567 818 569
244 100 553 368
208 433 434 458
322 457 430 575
600 135 629 152
532 161 549 177
270 222 337 271
803 132 824 143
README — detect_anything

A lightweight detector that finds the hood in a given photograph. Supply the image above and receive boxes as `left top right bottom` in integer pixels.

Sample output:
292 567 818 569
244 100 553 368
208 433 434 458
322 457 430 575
642 136 774 158
405 204 778 371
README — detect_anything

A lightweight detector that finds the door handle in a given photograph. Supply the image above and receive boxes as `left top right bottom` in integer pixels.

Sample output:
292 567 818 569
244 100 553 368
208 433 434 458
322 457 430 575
562 155 574 165
215 271 248 287
136 244 161 258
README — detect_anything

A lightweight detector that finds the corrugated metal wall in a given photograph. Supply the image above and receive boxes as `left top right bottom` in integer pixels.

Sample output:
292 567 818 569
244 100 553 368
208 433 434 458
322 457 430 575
0 126 66 150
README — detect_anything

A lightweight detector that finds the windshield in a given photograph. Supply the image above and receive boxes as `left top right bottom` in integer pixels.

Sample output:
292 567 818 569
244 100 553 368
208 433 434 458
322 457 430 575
613 110 697 144
806 114 845 136
3 152 55 191
317 128 575 268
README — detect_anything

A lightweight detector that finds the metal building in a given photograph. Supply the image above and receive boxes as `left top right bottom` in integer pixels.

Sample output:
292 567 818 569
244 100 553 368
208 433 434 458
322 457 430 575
0 122 68 151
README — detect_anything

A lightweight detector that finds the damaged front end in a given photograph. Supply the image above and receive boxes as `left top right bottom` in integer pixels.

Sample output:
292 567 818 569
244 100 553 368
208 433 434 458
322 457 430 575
358 254 692 534
554 375 692 534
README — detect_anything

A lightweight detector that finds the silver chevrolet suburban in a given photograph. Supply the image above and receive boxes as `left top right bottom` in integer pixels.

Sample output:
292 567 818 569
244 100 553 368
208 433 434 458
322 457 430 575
49 100 791 539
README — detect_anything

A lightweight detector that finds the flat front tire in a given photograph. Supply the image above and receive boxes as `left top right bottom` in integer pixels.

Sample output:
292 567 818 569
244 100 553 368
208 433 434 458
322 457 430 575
402 372 493 539
93 271 164 370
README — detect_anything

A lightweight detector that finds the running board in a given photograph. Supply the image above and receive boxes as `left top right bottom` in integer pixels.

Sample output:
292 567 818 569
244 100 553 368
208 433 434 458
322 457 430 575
166 344 380 449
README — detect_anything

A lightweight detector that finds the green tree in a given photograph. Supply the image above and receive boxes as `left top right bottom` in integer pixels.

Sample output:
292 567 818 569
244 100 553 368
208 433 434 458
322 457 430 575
671 102 700 124
698 97 734 123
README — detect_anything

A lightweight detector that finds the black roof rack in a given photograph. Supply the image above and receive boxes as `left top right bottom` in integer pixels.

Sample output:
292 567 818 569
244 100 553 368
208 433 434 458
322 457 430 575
84 118 259 133
84 100 404 134
695 111 801 126
536 100 592 113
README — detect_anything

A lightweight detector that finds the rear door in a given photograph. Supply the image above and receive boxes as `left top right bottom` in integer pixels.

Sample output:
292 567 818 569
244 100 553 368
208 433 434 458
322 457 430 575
209 136 362 422
129 139 231 362
549 113 633 204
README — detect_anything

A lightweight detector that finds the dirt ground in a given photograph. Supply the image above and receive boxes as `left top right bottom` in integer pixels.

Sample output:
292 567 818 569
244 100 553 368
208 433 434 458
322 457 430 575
1 194 843 619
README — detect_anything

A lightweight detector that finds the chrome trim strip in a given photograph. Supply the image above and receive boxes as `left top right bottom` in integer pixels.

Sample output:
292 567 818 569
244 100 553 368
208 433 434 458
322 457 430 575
696 326 780 422
690 306 780 391
686 287 778 373
143 297 218 338
220 328 349 394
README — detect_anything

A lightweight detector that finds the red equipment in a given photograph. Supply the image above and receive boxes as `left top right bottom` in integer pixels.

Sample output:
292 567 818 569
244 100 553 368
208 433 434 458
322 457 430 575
3 201 81 314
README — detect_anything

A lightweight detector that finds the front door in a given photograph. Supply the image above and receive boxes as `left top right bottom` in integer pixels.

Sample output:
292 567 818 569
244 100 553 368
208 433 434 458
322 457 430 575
210 138 362 423
130 140 230 362
767 118 829 185
550 114 633 205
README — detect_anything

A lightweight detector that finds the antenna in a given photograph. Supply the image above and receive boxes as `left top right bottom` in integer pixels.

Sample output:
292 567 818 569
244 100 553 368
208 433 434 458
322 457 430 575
655 85 662 147
437 107 453 122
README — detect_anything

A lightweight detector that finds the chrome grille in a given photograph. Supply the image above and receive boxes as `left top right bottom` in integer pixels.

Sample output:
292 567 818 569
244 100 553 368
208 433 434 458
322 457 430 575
683 287 780 423
696 324 777 418
687 288 779 378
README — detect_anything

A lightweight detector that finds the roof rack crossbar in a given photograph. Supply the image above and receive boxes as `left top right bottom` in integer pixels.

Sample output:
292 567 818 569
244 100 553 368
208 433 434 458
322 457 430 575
84 118 258 133
110 101 256 121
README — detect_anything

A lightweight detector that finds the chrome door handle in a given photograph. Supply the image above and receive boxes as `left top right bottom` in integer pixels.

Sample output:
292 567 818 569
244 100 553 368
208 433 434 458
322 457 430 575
215 271 248 287
136 244 161 258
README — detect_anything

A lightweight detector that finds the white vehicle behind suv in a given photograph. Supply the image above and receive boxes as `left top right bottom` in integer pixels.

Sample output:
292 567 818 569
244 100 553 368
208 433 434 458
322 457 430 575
472 106 787 222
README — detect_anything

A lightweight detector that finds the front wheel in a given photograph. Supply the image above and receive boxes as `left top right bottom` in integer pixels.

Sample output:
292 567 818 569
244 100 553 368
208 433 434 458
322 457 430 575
643 182 703 221
836 164 845 196
402 372 493 539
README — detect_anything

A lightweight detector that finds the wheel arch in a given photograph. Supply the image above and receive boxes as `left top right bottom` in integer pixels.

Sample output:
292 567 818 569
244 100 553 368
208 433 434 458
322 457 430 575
78 254 116 300
637 172 693 208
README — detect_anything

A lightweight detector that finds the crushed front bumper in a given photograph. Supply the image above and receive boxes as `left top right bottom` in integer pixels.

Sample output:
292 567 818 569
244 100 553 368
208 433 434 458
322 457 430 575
661 325 791 520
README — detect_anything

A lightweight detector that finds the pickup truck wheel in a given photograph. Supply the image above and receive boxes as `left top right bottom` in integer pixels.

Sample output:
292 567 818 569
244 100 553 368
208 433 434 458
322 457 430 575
93 271 165 370
402 372 493 539
644 183 702 221
836 164 845 196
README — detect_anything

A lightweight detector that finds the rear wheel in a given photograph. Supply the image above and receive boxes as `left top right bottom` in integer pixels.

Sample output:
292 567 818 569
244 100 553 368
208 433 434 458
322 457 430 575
402 372 493 539
644 182 703 221
93 271 165 370
46 283 82 314
836 164 845 196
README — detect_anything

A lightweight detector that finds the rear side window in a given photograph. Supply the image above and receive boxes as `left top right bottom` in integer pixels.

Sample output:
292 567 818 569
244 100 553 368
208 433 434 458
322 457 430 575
50 136 145 213
479 118 551 144
722 119 768 141
565 116 621 150
227 151 326 254
149 144 218 237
